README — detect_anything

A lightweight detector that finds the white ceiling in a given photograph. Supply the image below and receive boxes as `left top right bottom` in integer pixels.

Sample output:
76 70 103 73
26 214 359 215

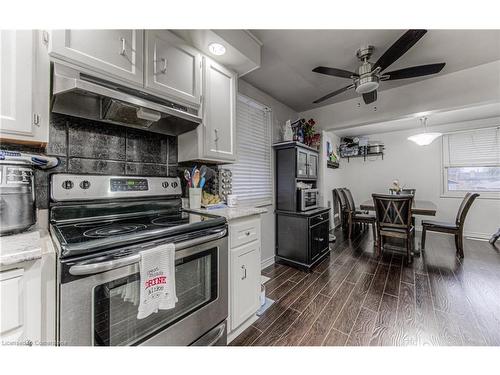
243 30 500 112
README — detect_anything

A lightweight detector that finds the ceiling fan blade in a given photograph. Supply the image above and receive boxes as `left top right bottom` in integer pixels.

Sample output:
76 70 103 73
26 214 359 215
373 30 428 72
362 90 377 104
313 84 355 104
312 66 358 79
384 63 446 80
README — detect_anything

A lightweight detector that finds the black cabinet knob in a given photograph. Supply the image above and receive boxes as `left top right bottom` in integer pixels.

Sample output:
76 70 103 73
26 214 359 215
79 180 91 189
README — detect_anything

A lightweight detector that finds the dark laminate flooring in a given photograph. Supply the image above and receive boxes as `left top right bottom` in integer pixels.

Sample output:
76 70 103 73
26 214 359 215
230 229 500 346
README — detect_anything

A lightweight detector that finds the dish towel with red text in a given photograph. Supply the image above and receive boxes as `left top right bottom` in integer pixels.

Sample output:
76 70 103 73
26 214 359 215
137 243 177 319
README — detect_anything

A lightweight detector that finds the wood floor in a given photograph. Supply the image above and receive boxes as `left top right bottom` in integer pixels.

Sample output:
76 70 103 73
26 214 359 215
230 229 500 346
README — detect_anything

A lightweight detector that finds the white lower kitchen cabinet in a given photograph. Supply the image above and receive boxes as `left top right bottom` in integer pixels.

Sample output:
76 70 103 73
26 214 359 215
0 30 50 146
0 259 41 345
227 216 262 340
178 56 237 163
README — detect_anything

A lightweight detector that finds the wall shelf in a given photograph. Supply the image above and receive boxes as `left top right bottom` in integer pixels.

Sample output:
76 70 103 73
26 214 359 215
342 152 384 163
327 160 339 169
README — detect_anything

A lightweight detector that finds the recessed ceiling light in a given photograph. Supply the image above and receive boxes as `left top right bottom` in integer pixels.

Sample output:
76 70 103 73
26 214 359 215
208 43 226 56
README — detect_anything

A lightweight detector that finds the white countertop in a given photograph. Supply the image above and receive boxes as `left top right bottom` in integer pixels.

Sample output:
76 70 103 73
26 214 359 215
0 229 43 267
189 205 268 221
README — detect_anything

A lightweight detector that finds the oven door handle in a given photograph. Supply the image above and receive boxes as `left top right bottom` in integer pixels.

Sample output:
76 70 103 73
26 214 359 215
68 228 227 276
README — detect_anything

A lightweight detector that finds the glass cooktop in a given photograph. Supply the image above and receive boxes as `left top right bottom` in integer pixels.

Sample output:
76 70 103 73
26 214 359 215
52 210 226 258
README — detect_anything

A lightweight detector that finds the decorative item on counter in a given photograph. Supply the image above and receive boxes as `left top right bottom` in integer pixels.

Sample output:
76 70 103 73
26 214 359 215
217 168 232 202
290 118 320 148
282 119 294 141
302 118 320 148
226 194 238 207
201 191 222 208
389 179 402 194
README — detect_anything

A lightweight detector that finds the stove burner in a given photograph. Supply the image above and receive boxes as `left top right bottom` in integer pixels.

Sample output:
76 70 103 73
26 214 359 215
151 215 189 227
83 224 148 238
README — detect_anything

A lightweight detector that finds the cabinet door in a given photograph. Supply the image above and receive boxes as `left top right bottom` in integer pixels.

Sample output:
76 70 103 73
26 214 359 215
0 269 24 339
307 152 318 179
231 242 260 330
0 30 34 137
49 30 143 85
203 57 237 161
145 30 201 107
310 221 329 262
296 149 308 178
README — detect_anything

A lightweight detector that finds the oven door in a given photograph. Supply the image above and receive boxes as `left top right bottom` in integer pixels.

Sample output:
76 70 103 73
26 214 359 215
58 229 228 346
300 189 319 211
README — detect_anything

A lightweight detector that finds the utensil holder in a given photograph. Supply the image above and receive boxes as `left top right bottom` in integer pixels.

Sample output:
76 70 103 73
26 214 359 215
189 188 202 209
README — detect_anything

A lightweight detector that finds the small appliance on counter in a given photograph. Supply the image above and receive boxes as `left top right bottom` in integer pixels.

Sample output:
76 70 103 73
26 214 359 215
0 150 59 236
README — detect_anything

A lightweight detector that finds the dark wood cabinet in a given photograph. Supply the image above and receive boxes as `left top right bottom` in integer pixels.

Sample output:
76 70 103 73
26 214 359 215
276 208 330 271
273 141 319 212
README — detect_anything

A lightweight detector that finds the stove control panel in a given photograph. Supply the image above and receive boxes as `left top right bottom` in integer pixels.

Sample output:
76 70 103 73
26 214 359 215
110 178 148 192
51 174 182 201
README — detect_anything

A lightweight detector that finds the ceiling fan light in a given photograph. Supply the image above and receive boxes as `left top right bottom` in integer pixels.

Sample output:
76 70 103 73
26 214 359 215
407 132 442 146
355 75 379 94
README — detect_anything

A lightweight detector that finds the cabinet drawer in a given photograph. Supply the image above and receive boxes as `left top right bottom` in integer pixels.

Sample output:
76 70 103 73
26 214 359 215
1 269 24 335
230 218 261 248
310 212 329 226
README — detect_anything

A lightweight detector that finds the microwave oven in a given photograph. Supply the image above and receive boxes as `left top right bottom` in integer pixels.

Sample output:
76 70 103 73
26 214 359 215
297 188 319 211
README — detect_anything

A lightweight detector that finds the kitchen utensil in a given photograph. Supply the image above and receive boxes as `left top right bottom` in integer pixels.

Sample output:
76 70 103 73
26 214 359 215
204 167 216 181
199 177 206 189
192 170 200 188
183 169 192 188
200 165 207 178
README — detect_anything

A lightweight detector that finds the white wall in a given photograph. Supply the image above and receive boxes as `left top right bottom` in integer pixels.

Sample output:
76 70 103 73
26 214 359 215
322 119 500 239
238 79 299 268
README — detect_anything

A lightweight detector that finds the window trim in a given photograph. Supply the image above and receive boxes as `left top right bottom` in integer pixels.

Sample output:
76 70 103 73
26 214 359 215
440 126 500 200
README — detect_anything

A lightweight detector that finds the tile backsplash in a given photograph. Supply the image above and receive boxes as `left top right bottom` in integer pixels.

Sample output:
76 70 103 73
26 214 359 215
4 113 178 209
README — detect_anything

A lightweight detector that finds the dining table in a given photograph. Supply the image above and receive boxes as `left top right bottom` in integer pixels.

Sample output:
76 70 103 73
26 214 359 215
359 199 437 216
359 198 437 255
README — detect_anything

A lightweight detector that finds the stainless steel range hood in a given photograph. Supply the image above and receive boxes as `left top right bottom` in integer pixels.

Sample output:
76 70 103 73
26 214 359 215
51 63 202 136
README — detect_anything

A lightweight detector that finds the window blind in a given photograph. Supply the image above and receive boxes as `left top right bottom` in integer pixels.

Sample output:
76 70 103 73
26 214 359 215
443 126 500 167
227 95 272 205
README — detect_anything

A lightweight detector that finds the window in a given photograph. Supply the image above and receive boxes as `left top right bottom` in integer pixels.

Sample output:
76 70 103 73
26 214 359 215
227 95 272 206
442 126 500 198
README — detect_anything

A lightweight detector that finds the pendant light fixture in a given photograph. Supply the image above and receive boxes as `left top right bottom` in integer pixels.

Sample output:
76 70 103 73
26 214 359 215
407 117 442 146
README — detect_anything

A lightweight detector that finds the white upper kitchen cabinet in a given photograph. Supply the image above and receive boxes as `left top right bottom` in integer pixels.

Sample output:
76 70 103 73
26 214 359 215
144 30 201 108
178 56 237 163
48 30 144 86
0 30 50 146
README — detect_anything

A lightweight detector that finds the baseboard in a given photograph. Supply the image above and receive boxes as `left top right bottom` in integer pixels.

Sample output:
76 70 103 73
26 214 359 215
227 314 259 344
261 256 275 270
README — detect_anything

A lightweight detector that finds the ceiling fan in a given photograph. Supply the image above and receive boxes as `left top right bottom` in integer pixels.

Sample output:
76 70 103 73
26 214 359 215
312 30 446 105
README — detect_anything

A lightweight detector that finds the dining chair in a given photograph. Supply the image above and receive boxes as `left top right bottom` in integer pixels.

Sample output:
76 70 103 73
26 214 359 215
421 192 479 258
372 194 414 264
332 188 348 230
341 189 377 242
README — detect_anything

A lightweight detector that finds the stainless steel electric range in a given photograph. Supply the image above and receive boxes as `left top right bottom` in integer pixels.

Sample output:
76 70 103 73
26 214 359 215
49 173 228 346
